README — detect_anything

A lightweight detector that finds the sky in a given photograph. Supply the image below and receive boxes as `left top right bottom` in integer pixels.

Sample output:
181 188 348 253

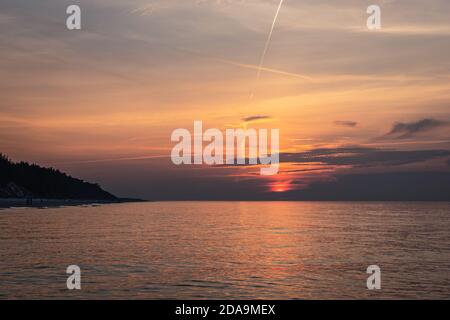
0 0 449 200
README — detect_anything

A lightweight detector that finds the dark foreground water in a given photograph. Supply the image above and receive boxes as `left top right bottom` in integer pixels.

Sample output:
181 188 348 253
0 202 449 299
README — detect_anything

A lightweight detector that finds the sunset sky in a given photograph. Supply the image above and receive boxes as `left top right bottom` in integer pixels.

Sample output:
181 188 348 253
1 0 449 199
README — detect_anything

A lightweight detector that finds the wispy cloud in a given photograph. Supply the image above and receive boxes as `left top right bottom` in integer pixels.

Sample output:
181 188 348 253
334 120 358 128
385 119 449 139
356 25 450 36
242 115 272 123
281 147 450 167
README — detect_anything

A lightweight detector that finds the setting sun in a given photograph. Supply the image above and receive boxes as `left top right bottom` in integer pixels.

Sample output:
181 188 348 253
270 181 293 193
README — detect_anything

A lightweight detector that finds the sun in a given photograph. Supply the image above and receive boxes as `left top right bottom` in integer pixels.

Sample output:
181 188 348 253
270 181 292 193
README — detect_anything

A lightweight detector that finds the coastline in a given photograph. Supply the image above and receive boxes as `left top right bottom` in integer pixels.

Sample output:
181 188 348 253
0 198 146 209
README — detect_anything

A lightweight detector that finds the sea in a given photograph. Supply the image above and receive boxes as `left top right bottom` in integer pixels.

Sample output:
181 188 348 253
0 201 449 299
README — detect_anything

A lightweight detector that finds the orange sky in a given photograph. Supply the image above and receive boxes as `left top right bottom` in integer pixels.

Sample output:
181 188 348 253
0 0 449 198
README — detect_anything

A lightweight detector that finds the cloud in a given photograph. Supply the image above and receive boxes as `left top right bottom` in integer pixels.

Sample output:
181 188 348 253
333 120 358 128
385 118 449 139
281 147 450 167
287 172 450 201
242 115 271 123
223 146 450 169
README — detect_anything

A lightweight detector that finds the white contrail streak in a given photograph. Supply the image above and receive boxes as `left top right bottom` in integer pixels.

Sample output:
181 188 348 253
251 0 285 98
215 57 312 81
50 155 169 166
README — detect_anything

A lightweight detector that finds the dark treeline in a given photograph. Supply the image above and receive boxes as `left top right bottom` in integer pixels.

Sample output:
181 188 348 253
0 154 116 200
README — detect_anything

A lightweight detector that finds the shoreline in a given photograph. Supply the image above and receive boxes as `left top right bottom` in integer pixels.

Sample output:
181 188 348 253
2 198 448 209
0 198 146 209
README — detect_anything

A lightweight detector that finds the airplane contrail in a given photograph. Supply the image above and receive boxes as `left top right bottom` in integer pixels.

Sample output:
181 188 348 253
50 155 169 166
215 57 312 81
127 34 312 81
251 0 285 99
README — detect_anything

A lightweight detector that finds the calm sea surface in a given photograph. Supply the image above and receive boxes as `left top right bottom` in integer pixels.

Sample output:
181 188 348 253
0 202 449 299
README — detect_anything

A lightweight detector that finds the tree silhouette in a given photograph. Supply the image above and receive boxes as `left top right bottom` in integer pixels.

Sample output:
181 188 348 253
0 153 116 200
